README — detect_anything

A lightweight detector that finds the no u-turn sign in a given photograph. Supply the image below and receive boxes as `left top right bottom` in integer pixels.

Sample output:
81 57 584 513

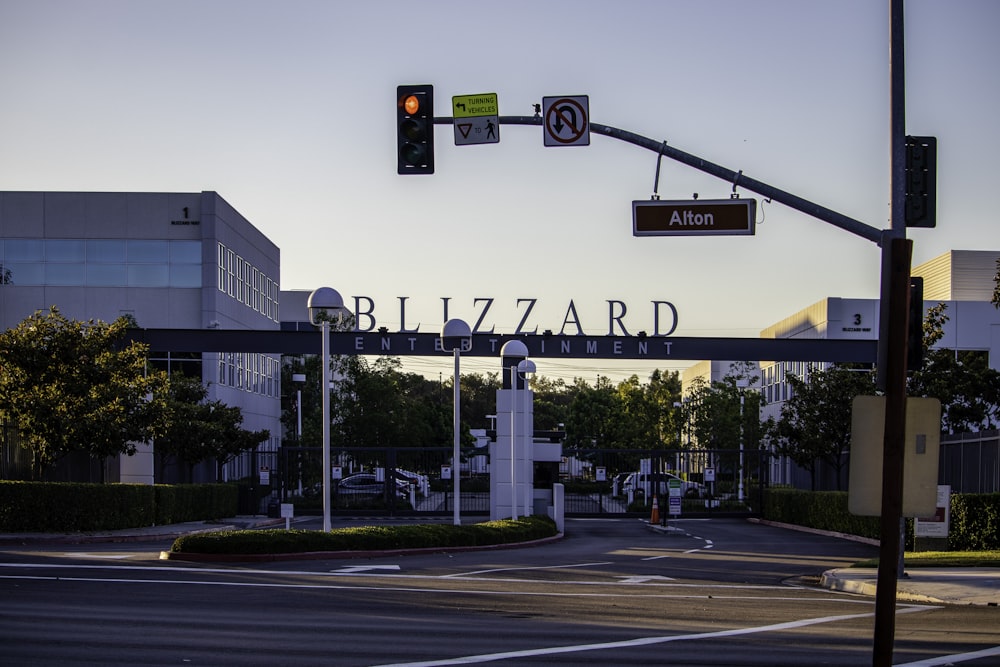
543 96 590 146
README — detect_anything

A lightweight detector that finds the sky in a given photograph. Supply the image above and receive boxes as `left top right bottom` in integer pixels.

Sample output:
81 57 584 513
1 0 997 384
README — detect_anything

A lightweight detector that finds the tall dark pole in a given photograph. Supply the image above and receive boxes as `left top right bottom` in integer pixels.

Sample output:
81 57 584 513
873 1 910 665
873 237 911 666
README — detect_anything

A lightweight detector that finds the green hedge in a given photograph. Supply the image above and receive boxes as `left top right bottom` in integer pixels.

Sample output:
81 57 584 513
170 515 558 555
154 484 238 525
762 488 1000 550
0 481 237 532
762 489 882 540
950 493 1000 550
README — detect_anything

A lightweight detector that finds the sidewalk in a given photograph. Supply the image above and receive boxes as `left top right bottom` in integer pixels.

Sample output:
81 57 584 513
821 567 1000 607
650 519 1000 607
0 516 282 546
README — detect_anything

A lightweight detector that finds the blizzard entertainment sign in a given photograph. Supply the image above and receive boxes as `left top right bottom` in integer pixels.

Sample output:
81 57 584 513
351 297 679 337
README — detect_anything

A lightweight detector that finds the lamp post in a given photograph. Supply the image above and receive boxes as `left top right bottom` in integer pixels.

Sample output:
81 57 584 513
308 287 344 533
292 373 306 442
292 372 306 496
510 359 536 519
440 319 472 526
735 377 750 503
500 340 532 521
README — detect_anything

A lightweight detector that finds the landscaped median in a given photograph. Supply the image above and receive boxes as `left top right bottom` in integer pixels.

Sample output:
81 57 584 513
851 550 1000 568
162 515 560 562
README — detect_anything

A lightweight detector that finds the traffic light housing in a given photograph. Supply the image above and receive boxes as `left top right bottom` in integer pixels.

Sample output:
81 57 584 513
907 276 924 373
905 135 936 228
397 85 434 175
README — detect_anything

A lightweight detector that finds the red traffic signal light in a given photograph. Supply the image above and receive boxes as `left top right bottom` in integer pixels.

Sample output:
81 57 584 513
397 85 434 175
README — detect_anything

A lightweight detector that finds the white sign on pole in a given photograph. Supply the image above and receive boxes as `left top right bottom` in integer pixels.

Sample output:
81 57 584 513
914 485 951 538
668 496 682 516
542 95 590 146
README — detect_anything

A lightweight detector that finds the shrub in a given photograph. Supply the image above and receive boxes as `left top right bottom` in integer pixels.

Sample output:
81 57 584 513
763 488 881 540
0 481 153 531
0 480 237 532
170 515 558 555
762 488 1000 550
950 493 1000 551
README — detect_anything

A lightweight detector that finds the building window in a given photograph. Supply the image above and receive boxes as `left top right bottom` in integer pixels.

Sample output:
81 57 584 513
214 241 279 322
0 238 201 288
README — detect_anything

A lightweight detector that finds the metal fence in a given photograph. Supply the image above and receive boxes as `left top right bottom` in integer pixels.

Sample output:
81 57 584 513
559 448 766 518
268 444 766 519
940 430 1000 494
277 446 488 517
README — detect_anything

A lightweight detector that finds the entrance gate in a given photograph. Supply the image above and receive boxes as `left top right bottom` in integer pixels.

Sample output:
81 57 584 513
275 444 766 519
560 448 767 518
279 446 487 517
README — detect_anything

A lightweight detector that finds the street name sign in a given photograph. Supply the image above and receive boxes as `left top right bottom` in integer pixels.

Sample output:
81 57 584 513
632 198 756 236
452 93 499 146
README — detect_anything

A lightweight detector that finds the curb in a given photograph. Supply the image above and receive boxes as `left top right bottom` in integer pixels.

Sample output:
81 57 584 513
747 517 880 547
161 532 565 563
820 569 947 605
0 518 286 546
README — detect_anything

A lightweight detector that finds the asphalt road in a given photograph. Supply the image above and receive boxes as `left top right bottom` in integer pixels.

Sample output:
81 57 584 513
1 518 997 666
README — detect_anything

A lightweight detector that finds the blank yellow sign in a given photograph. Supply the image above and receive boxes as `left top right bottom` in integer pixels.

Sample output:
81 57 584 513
848 396 941 518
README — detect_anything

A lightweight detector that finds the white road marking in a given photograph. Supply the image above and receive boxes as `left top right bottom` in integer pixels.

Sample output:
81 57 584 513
0 571 900 615
0 562 859 597
332 565 401 574
896 645 1000 667
370 606 934 666
685 539 713 554
617 575 675 583
64 553 132 560
443 561 611 578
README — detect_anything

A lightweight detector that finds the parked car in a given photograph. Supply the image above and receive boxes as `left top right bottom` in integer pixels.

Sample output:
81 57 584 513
337 473 409 499
622 472 704 498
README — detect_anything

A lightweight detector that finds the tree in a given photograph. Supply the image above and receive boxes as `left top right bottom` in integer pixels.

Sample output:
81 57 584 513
331 356 452 450
564 376 623 448
154 374 270 482
0 307 167 480
527 375 571 432
908 302 1000 432
458 371 501 431
685 362 763 452
993 257 1000 310
766 365 876 491
646 369 683 448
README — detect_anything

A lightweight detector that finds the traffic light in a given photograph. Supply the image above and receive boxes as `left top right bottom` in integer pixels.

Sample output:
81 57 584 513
905 135 936 228
397 85 434 175
907 276 924 373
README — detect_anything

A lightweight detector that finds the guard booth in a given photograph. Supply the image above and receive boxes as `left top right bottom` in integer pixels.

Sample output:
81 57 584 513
490 341 564 530
533 437 562 518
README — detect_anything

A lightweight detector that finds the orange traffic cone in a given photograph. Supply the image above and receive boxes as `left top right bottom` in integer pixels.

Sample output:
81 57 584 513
650 495 660 525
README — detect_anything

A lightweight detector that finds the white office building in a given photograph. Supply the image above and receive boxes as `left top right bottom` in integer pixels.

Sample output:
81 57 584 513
0 191 282 483
757 249 1000 487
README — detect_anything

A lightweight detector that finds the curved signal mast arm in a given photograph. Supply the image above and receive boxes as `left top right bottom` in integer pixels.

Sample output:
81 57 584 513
435 115 883 245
